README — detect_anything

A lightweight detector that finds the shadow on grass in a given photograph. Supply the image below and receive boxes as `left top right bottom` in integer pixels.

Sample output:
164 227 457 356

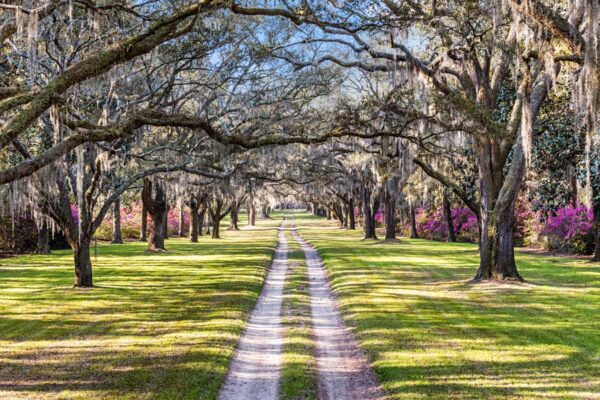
298 220 600 399
0 221 280 400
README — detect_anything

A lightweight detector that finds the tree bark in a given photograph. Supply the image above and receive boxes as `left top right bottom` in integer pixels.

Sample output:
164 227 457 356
210 199 224 239
409 202 418 239
383 185 397 240
443 193 457 242
36 221 51 254
212 216 221 239
178 201 186 237
142 178 167 251
343 204 349 228
198 206 206 236
592 199 600 261
248 203 256 226
111 196 123 244
229 200 240 230
473 136 526 281
348 198 356 230
189 197 199 243
362 186 378 239
74 240 93 287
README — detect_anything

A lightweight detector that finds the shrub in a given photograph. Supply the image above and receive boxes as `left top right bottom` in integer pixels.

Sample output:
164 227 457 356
540 206 594 254
411 207 479 243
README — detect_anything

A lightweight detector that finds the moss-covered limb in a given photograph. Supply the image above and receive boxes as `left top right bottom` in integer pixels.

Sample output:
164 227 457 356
280 228 318 400
0 92 35 116
0 1 60 44
0 0 216 151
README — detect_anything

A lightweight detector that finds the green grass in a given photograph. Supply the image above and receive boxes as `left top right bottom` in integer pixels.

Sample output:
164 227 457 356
280 226 318 400
293 212 600 400
0 217 279 400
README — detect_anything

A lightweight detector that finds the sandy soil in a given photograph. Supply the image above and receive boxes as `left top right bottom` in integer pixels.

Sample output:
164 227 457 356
218 223 386 400
217 226 289 400
292 229 387 400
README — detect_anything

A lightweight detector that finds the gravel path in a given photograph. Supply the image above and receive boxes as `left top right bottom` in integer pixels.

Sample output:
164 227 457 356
292 229 387 400
217 226 289 400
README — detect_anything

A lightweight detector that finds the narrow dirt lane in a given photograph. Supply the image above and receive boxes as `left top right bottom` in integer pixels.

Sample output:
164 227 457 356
291 229 387 400
217 226 289 400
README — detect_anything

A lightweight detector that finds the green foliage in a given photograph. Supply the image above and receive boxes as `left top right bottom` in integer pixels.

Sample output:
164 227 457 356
94 223 139 241
530 91 584 213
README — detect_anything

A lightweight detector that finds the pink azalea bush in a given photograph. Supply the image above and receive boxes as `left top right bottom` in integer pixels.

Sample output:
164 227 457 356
94 204 189 241
413 207 479 242
540 206 594 254
412 203 595 254
374 209 385 224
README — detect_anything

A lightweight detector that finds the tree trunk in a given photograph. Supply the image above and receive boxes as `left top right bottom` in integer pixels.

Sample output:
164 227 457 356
249 203 256 226
443 193 457 242
149 214 166 251
229 206 240 230
142 178 167 251
198 207 206 236
36 221 51 254
473 137 525 281
383 187 397 240
362 187 378 239
592 199 600 261
111 196 123 244
178 201 186 237
409 202 418 239
348 198 356 230
475 206 521 280
331 202 344 227
343 204 350 229
74 241 93 287
212 216 221 239
140 202 147 242
189 198 199 243
163 203 169 240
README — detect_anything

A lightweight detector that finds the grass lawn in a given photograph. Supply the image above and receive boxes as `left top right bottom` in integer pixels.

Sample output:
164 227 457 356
0 217 279 400
293 212 600 399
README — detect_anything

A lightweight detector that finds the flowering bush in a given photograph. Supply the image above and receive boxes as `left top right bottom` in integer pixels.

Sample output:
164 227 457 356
93 204 189 241
451 208 479 242
411 203 595 254
374 209 385 224
540 206 594 254
412 207 479 242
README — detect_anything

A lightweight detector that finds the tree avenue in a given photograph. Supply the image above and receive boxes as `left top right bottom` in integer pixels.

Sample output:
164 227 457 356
1 0 599 287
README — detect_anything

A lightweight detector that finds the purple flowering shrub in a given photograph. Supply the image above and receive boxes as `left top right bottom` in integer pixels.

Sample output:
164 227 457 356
412 202 595 254
451 208 479 242
412 207 479 242
540 206 594 254
374 209 385 224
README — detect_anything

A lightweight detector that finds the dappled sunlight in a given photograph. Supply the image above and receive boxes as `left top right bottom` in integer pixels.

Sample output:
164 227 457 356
0 220 280 399
297 217 600 399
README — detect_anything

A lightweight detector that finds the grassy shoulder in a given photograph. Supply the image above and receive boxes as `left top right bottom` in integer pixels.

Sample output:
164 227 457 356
280 226 318 400
293 211 600 399
0 217 279 400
